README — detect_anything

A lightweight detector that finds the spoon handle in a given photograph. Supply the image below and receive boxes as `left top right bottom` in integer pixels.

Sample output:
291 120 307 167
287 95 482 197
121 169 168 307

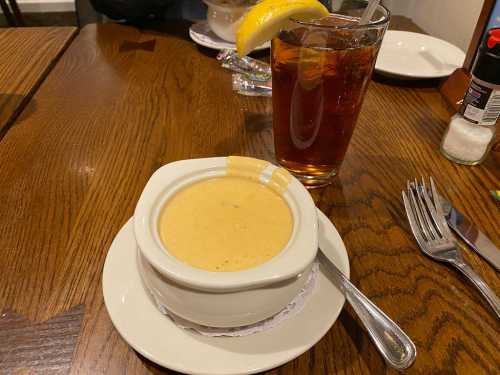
319 251 416 370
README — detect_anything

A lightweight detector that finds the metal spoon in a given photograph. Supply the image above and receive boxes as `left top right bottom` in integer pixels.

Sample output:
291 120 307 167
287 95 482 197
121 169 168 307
318 250 417 370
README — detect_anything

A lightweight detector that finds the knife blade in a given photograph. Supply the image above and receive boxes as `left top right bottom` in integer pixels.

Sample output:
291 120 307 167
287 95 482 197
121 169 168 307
440 195 500 271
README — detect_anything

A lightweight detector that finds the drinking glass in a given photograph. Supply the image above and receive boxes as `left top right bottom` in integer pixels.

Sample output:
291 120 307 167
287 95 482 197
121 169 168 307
271 3 390 187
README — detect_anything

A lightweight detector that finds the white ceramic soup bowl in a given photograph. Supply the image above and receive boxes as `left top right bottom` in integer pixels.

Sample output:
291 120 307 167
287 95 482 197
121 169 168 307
203 0 252 42
134 157 318 327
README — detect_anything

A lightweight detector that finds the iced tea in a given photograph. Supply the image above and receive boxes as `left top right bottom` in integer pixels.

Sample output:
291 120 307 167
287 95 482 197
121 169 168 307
272 11 388 187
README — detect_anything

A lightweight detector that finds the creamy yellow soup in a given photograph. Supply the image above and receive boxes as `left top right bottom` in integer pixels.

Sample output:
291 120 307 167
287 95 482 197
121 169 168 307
158 176 293 272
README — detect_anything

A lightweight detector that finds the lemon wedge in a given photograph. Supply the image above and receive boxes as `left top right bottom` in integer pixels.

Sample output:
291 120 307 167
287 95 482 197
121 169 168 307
236 0 329 56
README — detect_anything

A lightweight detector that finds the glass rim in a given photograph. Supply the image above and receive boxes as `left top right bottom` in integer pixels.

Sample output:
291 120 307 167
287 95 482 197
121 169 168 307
291 4 390 30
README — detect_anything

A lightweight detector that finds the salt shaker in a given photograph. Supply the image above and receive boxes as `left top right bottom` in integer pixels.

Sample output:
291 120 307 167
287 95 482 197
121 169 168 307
441 28 500 165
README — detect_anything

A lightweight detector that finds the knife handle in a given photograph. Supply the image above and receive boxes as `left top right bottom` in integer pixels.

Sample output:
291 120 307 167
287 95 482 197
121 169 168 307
456 233 500 272
453 259 500 318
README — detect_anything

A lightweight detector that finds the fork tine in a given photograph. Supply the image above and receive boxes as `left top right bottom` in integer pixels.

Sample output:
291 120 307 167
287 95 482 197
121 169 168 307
429 177 453 237
407 181 433 241
402 190 428 251
418 177 444 237
410 181 438 240
415 179 439 239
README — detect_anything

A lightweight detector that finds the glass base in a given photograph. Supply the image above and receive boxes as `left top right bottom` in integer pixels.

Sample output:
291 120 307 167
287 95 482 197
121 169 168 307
440 147 483 166
276 159 340 188
289 170 339 189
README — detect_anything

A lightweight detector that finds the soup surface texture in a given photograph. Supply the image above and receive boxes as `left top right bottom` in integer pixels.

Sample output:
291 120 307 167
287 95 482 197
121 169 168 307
158 176 293 272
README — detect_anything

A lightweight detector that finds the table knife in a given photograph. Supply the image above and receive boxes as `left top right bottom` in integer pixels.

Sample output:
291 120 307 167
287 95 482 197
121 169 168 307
440 196 500 271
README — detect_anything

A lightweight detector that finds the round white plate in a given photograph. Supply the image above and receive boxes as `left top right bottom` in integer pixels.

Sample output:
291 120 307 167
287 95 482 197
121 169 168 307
103 210 349 375
189 21 270 51
375 30 465 79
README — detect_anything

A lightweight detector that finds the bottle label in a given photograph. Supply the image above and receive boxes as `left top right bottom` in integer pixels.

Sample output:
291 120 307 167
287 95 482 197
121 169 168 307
459 80 500 126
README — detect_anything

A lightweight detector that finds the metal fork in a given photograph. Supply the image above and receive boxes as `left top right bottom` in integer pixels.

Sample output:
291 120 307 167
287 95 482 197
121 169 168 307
402 177 500 318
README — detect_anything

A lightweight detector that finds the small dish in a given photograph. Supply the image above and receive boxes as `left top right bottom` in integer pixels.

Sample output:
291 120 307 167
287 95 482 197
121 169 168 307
134 157 318 327
103 210 349 375
189 21 270 51
203 0 251 42
375 30 465 79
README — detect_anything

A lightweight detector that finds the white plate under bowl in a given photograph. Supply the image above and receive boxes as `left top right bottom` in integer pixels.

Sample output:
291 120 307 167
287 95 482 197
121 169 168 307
375 30 465 79
103 209 349 375
189 20 270 51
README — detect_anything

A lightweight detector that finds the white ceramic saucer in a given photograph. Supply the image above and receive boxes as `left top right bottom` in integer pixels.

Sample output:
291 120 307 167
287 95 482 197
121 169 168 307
103 209 349 375
189 20 270 51
375 30 465 79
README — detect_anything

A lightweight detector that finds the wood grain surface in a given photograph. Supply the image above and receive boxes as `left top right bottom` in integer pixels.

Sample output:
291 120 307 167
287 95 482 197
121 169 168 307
0 27 77 136
0 19 499 375
0 305 85 374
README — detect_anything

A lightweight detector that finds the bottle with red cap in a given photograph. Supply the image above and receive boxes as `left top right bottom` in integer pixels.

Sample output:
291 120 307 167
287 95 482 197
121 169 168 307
441 28 500 165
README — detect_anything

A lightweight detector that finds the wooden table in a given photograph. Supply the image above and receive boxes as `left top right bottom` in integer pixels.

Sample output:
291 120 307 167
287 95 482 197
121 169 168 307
0 21 498 375
0 27 77 137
